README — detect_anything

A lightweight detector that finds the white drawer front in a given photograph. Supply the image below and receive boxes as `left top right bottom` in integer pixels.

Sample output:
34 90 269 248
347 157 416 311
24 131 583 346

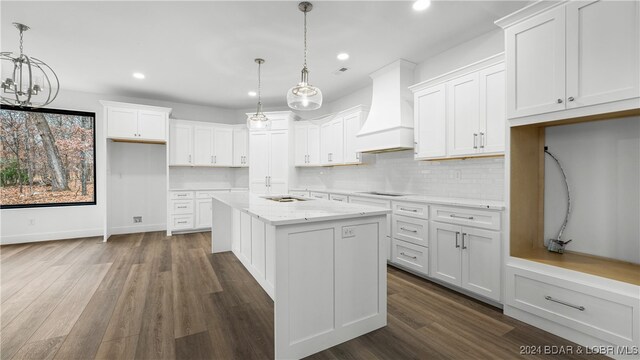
171 215 194 230
170 191 194 200
171 200 193 214
393 201 429 220
508 267 637 346
310 192 329 200
289 190 310 198
393 215 428 247
329 194 348 202
431 205 500 230
392 239 428 276
196 190 229 198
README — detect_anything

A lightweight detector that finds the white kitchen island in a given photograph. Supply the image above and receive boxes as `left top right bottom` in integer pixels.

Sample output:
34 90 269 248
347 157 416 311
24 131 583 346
210 192 390 359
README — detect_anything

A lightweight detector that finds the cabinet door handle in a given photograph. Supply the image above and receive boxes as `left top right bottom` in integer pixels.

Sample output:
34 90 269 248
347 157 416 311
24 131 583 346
211 156 214 164
214 155 217 164
462 233 467 249
400 252 417 260
544 296 585 311
188 154 192 163
473 133 478 149
479 132 485 149
400 227 417 233
568 97 575 102
400 208 418 212
455 231 460 248
450 214 474 220
557 98 563 104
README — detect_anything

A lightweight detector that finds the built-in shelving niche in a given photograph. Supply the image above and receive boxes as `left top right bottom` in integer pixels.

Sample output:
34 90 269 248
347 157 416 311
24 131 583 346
510 109 640 286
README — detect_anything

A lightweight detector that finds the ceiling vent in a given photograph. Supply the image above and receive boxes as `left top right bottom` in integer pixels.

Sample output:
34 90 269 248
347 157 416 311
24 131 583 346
333 67 349 75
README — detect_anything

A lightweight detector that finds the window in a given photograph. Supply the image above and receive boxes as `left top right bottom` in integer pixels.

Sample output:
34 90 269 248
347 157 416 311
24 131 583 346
0 105 96 209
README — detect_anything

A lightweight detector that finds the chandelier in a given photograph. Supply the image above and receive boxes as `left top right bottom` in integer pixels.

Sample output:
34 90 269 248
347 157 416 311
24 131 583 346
287 2 322 111
249 58 270 129
1 23 59 108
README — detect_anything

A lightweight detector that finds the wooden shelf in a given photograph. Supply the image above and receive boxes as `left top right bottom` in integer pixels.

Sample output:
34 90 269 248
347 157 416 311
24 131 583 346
513 247 640 286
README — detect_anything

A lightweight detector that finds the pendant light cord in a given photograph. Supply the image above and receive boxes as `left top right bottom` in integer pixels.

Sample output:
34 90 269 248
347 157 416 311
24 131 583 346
258 61 262 106
19 28 24 56
303 9 308 69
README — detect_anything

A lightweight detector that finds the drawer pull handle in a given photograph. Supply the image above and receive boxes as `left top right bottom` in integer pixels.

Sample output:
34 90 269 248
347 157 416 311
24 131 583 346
400 252 417 260
450 214 474 220
177 221 187 224
177 206 187 209
544 296 585 311
400 208 418 212
400 227 418 233
177 194 187 197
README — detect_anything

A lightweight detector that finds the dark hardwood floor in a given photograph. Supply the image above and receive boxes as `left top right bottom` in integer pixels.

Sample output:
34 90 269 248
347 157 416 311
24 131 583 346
0 232 603 360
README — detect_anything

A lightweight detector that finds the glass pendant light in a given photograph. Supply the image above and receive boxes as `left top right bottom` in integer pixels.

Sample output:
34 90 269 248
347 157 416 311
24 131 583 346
287 2 322 111
249 58 270 129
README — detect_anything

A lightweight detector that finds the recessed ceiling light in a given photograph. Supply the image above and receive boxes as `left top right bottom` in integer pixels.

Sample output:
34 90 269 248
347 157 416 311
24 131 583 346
337 53 350 61
413 0 431 11
248 91 257 97
132 72 145 79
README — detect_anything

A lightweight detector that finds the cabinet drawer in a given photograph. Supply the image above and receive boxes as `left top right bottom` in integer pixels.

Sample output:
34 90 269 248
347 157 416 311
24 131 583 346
393 214 428 247
431 205 500 230
170 191 194 200
393 201 429 219
171 200 193 214
171 215 194 230
507 266 637 346
289 190 310 198
310 192 329 200
329 194 348 202
392 239 429 276
196 190 228 198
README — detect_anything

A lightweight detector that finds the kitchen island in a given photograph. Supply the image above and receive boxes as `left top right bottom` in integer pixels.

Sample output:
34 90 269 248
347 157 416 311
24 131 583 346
211 192 390 359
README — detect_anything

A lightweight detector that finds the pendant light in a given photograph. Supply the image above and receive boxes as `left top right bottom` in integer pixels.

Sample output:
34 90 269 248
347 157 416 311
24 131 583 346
1 23 59 108
287 1 323 111
249 58 270 129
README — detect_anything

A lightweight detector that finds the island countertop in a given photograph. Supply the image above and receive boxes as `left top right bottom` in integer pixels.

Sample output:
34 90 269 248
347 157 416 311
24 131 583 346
211 192 390 226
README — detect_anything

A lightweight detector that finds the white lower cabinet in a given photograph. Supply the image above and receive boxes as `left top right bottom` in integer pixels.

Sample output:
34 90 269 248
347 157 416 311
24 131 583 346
169 189 229 233
348 196 392 261
309 192 329 200
392 239 429 276
195 198 213 229
430 221 501 302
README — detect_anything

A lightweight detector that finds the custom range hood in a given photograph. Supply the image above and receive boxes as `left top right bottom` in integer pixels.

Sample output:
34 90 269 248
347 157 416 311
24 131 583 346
356 59 416 153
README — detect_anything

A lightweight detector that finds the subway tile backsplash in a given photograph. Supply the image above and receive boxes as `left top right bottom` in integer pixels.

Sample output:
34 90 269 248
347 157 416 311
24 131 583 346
293 150 505 201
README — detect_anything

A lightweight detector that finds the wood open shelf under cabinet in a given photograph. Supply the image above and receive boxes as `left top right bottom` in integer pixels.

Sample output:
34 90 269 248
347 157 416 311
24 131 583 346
509 108 640 286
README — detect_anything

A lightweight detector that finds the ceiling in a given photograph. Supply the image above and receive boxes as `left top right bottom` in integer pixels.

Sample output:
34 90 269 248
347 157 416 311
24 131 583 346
1 1 529 110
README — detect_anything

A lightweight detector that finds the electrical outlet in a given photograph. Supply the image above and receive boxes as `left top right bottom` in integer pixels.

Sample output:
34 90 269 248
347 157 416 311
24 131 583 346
453 170 462 180
342 226 355 238
28 218 35 226
133 216 142 223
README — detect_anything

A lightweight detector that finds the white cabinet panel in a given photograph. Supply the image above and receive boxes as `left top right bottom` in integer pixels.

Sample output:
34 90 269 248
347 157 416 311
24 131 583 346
414 84 447 159
213 127 233 166
107 107 138 139
310 192 329 200
170 123 193 166
343 112 363 164
251 218 266 278
137 110 166 141
249 131 270 194
506 6 566 118
240 212 252 264
392 239 429 276
393 215 428 247
566 0 640 108
233 127 249 167
294 125 308 166
461 227 501 301
195 198 213 229
307 125 320 166
447 73 480 156
193 125 214 165
430 222 462 286
349 196 392 261
320 122 331 165
269 131 289 194
479 63 506 154
329 118 344 164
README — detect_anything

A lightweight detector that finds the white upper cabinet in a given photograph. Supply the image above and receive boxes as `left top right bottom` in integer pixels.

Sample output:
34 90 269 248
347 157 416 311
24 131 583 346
342 110 366 164
170 122 193 166
294 122 320 166
565 0 639 108
447 73 480 157
193 125 214 165
320 118 344 165
498 0 639 124
249 131 270 194
411 56 505 160
414 84 447 159
213 127 233 166
233 126 249 167
506 6 566 119
103 102 170 142
316 106 367 166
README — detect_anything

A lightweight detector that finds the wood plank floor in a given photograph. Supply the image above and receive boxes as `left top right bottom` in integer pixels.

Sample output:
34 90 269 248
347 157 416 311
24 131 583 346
1 232 604 360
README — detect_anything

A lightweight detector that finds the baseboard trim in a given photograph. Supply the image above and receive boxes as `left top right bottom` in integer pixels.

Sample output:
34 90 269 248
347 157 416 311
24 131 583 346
0 228 103 245
109 223 166 236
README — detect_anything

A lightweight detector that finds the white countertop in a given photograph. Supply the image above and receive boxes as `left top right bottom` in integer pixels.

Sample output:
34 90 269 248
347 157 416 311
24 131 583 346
169 187 248 192
291 188 505 210
211 192 390 226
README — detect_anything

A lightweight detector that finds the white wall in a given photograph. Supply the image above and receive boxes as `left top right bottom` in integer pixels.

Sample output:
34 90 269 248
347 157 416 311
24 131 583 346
544 117 640 264
292 29 506 200
0 89 242 244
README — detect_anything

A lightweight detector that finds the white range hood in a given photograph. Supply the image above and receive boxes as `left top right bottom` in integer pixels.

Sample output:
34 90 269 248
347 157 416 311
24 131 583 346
356 59 416 153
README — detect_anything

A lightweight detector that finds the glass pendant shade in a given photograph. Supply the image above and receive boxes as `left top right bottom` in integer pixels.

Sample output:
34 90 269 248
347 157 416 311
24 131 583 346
249 58 270 130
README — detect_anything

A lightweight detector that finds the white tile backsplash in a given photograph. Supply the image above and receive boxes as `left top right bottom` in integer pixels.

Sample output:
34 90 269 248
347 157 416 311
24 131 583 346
294 150 505 200
169 167 247 189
